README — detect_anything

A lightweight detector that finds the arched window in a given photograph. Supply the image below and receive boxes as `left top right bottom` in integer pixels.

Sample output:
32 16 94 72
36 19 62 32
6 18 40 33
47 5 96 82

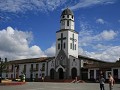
67 20 69 26
64 42 65 49
67 15 69 18
75 44 76 50
58 43 60 49
70 43 72 49
72 15 73 19
50 69 55 79
36 73 38 79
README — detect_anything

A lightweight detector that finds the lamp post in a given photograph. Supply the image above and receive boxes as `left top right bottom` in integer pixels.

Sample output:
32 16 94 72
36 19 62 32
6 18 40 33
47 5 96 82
0 57 7 83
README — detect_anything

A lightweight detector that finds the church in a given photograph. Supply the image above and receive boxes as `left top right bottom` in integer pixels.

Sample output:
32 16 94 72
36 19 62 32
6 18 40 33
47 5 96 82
2 8 120 82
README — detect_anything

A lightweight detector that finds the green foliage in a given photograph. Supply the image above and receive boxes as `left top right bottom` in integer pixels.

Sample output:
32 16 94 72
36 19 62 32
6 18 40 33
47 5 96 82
0 58 8 72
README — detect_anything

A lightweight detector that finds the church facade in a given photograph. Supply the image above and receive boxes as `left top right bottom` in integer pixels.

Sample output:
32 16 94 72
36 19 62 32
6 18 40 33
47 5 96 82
2 8 120 82
52 8 80 80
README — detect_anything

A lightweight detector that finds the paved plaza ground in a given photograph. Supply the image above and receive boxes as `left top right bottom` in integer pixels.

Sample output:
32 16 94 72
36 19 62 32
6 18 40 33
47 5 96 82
0 82 120 90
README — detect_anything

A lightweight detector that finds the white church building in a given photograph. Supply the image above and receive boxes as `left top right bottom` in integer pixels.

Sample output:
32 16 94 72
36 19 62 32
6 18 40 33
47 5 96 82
2 8 120 82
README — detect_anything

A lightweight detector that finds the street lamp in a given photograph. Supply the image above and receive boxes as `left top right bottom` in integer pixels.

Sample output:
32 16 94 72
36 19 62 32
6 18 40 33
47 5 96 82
0 57 7 83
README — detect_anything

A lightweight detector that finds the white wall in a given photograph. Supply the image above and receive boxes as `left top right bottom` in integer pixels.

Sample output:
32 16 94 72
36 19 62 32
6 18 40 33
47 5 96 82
68 31 78 58
56 30 78 58
69 56 80 76
48 59 55 76
60 15 74 30
88 68 99 79
2 62 48 79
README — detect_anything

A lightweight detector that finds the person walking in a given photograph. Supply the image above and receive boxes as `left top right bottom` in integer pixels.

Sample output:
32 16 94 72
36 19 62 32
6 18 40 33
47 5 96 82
99 75 105 90
108 74 115 90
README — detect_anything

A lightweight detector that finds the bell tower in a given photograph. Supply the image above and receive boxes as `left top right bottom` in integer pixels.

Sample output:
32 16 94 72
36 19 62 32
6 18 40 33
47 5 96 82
56 8 78 58
60 8 74 30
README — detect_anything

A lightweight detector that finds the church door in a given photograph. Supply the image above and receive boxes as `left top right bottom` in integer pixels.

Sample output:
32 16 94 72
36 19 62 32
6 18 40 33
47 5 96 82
58 68 64 79
50 69 54 79
71 68 77 79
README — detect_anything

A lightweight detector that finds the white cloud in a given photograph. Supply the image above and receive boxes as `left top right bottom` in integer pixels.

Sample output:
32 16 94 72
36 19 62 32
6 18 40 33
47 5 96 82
79 29 117 47
1 0 116 13
78 21 119 62
0 0 67 13
93 44 111 51
44 43 55 57
0 26 119 62
78 47 120 62
100 30 117 40
96 18 105 24
78 21 94 46
83 46 120 62
70 0 117 10
0 26 47 60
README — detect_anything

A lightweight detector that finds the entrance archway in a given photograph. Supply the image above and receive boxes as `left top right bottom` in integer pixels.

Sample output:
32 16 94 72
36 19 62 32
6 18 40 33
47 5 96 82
71 68 77 79
50 69 54 79
58 68 64 79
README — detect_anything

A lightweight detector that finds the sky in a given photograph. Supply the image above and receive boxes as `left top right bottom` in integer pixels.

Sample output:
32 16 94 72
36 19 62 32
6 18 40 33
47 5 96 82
0 0 120 62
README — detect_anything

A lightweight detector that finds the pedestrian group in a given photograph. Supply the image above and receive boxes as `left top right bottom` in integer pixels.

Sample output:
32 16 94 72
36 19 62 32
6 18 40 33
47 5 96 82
99 74 115 90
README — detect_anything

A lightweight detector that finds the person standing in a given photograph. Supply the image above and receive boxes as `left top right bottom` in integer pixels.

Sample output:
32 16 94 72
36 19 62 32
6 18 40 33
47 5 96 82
108 74 115 90
42 76 44 82
99 75 105 90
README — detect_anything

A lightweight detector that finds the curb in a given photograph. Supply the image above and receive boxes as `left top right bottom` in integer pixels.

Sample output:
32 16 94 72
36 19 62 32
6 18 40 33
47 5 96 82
0 82 26 86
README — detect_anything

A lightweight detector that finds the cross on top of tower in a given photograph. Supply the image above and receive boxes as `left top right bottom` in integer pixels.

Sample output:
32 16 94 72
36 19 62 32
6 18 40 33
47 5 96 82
58 33 66 50
70 34 77 50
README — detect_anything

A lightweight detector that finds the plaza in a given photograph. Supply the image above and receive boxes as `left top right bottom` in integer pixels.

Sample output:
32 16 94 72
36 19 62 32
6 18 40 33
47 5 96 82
0 82 120 90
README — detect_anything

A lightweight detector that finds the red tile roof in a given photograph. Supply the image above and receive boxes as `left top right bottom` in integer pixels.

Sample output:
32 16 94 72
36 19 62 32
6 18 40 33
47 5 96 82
78 55 113 63
8 57 55 64
83 62 120 68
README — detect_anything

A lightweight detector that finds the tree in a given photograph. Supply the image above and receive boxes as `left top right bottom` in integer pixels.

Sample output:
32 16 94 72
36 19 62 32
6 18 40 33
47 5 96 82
0 58 8 83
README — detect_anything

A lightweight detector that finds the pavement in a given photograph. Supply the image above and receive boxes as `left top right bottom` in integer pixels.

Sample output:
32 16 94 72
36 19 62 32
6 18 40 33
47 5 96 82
0 82 120 90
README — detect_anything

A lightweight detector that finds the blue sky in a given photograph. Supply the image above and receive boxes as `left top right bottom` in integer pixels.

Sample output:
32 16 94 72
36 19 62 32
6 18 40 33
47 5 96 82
0 0 120 62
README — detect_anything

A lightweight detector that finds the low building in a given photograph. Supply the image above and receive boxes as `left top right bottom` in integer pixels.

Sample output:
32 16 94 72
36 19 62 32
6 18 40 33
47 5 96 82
80 55 120 82
2 56 120 82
